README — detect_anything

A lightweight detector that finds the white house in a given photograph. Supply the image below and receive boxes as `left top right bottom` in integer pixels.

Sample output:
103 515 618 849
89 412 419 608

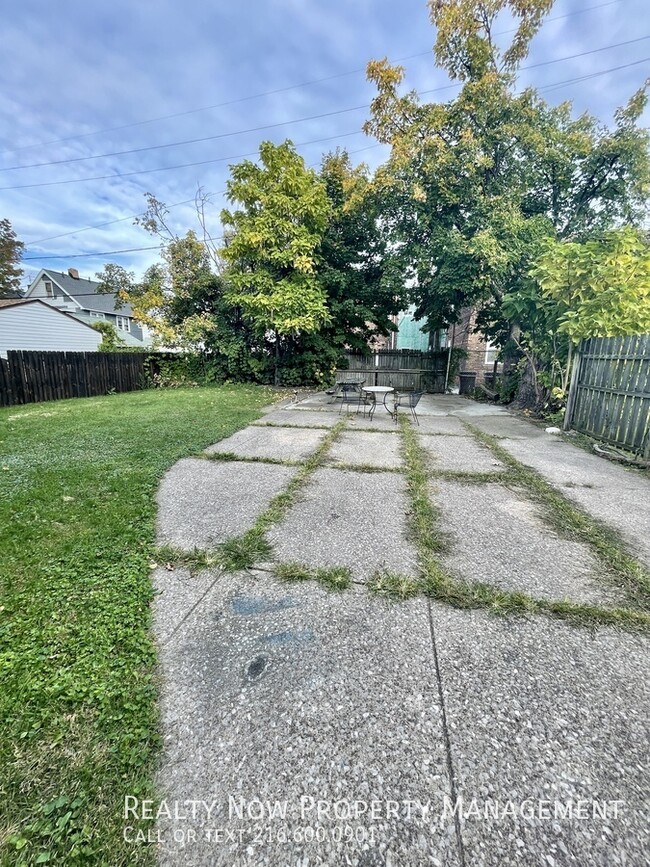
0 299 102 358
25 267 151 348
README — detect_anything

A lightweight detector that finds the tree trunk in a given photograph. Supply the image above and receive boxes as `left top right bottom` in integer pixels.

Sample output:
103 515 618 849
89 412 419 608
274 333 280 387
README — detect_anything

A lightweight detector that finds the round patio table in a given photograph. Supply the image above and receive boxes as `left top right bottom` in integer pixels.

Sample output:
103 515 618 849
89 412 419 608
361 386 395 420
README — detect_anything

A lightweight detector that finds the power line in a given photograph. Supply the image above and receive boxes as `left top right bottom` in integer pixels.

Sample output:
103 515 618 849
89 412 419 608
0 129 369 192
5 55 647 196
27 198 198 245
23 246 161 261
4 34 646 174
0 108 366 173
21 142 387 262
539 58 649 92
0 0 623 159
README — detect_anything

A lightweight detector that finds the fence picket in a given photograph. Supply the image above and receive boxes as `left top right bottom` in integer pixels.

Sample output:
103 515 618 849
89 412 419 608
567 335 650 455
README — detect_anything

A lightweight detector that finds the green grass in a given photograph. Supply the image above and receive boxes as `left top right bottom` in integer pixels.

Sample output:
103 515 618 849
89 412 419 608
465 423 650 609
397 417 650 630
367 570 421 599
0 385 276 866
274 562 352 591
209 420 346 570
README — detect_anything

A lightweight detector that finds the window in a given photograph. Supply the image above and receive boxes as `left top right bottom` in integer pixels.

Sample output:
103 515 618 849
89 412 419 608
484 340 499 366
89 311 105 320
44 280 53 297
116 316 131 332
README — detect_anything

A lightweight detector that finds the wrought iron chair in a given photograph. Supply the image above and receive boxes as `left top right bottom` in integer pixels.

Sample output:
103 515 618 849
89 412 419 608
338 381 366 415
393 391 424 425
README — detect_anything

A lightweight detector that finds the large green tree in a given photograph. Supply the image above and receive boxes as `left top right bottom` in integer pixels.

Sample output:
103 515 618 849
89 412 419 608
0 218 25 298
364 0 649 357
220 140 331 383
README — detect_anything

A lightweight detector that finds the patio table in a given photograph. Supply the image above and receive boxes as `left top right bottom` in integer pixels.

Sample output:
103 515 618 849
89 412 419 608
361 386 395 420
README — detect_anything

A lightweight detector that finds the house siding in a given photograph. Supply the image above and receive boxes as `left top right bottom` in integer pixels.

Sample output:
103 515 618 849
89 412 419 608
25 270 149 347
0 303 102 358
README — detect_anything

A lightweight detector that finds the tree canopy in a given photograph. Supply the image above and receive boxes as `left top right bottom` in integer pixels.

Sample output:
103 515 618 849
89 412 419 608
0 219 25 298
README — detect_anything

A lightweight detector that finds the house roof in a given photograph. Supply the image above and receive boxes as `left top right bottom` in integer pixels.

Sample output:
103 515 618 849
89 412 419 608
42 269 135 317
0 297 102 333
0 298 33 308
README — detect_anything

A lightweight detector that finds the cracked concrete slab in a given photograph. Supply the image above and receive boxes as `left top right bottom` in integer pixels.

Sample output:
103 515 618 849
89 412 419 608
416 415 470 436
432 480 623 605
205 425 326 462
268 467 418 580
326 430 403 470
432 605 650 867
152 564 222 645
497 435 650 570
465 412 549 440
156 459 296 550
254 409 341 428
421 435 505 474
156 572 460 866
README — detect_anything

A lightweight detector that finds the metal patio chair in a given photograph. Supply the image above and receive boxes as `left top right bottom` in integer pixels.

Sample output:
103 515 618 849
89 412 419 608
393 391 424 425
338 381 366 415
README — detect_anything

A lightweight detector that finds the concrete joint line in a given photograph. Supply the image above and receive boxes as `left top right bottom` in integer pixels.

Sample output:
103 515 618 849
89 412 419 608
159 568 225 648
426 598 467 866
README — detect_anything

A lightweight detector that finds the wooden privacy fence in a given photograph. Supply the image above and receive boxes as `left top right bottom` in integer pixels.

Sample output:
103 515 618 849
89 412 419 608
0 350 146 407
343 350 449 392
564 335 650 457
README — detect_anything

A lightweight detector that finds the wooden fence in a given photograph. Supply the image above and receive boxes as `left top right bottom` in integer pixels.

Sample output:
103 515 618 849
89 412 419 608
0 350 146 407
564 335 650 457
344 349 449 392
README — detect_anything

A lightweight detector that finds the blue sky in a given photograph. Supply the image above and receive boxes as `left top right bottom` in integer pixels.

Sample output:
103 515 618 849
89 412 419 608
2 0 648 287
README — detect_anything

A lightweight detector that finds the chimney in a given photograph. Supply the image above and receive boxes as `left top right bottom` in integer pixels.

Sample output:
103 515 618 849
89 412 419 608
68 267 80 279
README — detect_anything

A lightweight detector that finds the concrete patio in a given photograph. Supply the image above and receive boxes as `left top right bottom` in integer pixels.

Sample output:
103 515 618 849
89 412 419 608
151 393 650 866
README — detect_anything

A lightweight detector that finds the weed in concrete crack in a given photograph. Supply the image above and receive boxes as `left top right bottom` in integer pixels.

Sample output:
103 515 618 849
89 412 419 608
428 469 512 485
217 530 273 571
199 451 301 467
274 561 352 591
314 565 352 591
399 418 451 555
219 420 348 573
274 561 312 582
328 461 402 474
465 423 650 610
153 545 220 573
397 417 650 630
368 570 421 599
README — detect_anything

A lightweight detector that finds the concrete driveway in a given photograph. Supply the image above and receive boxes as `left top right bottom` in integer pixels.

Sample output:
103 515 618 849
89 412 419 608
149 394 650 866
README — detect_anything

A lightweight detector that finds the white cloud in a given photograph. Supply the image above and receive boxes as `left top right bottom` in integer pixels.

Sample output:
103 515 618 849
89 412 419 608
2 0 647 285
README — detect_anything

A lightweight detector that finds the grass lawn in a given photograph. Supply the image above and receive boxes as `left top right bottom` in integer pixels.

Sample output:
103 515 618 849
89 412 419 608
0 385 276 866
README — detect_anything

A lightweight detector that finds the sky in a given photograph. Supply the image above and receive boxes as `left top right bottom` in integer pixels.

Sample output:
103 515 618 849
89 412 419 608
1 0 648 288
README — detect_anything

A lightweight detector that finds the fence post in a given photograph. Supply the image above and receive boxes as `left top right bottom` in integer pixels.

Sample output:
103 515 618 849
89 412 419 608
563 340 582 432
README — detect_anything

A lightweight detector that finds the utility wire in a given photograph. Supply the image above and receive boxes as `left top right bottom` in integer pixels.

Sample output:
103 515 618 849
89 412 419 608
5 56 647 196
21 143 386 262
23 246 161 261
0 129 369 192
0 0 623 158
4 34 646 174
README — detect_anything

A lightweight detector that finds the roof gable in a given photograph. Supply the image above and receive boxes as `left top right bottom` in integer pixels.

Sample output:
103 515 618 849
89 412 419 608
0 298 102 333
40 269 135 316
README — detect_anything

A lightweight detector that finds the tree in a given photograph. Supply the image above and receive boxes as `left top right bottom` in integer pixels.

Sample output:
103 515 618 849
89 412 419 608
531 227 650 340
363 0 649 401
481 227 650 409
0 219 25 298
318 150 404 349
220 140 331 383
97 229 269 380
91 320 127 351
